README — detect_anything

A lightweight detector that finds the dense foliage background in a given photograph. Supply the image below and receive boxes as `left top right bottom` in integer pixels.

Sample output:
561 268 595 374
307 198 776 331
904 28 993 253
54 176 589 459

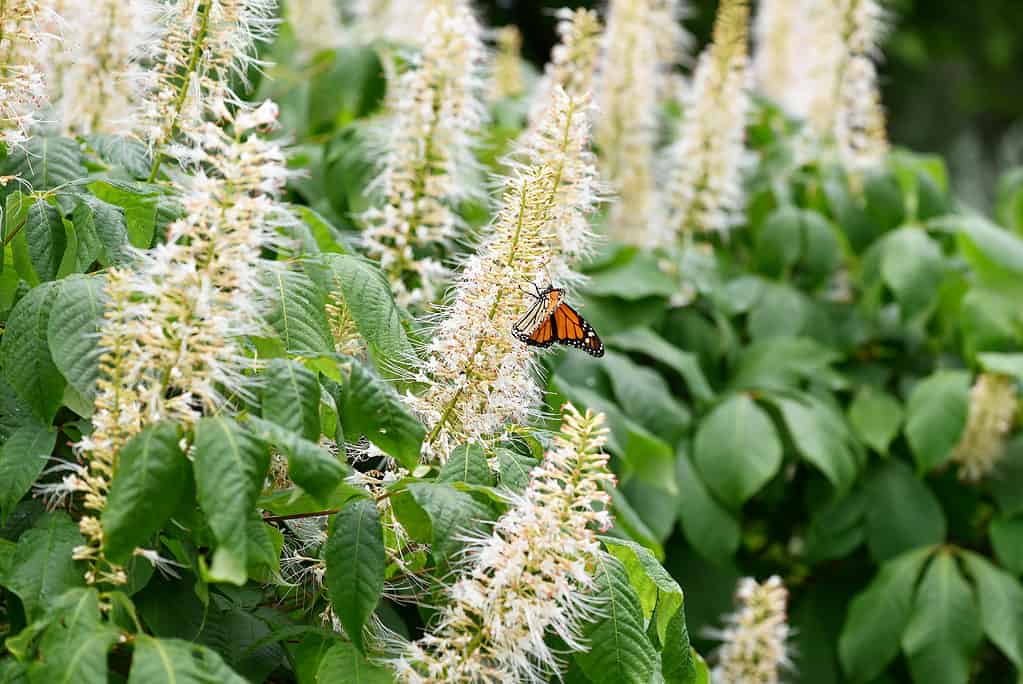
2 1 1023 683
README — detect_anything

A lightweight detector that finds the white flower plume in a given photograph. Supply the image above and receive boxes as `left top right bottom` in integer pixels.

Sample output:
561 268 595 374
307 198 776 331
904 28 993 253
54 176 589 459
55 0 161 135
285 0 344 58
664 0 752 241
597 0 690 243
73 102 292 585
953 373 1018 482
0 0 61 150
362 2 486 307
393 405 616 683
138 0 278 172
408 85 600 464
711 575 791 684
529 8 602 131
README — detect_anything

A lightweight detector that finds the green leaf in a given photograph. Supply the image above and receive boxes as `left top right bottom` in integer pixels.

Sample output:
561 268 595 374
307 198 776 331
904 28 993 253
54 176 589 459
339 358 424 470
605 328 713 403
47 274 108 403
128 636 249 684
295 206 347 254
71 196 129 267
262 359 321 441
880 227 946 318
3 512 85 620
904 370 970 473
772 395 859 492
32 602 118 684
0 137 85 196
693 394 782 507
0 422 56 522
88 180 160 249
848 386 904 454
245 417 346 504
961 550 1023 668
315 641 393 684
307 47 386 132
101 422 186 564
955 216 1023 295
438 444 493 486
863 460 946 562
604 351 690 445
407 482 492 565
902 551 982 684
573 554 657 684
264 268 334 354
586 252 676 300
990 515 1023 574
0 281 64 422
601 536 683 645
312 254 415 377
193 417 269 585
730 337 841 392
754 205 803 276
493 448 537 493
675 449 740 563
748 283 810 340
86 134 151 179
839 547 931 683
325 499 385 653
978 352 1023 383
804 489 866 563
24 199 66 282
660 605 697 684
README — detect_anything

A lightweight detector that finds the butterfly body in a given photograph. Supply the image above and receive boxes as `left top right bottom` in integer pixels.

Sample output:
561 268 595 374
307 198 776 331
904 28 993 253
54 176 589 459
513 285 604 357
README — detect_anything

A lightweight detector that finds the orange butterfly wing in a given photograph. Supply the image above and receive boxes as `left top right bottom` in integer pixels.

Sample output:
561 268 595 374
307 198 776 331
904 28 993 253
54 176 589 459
551 302 605 357
526 317 557 348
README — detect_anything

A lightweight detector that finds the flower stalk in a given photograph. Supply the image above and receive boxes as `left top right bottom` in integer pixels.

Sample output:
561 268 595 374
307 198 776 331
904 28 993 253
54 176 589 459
664 0 751 240
953 373 1018 482
393 405 615 682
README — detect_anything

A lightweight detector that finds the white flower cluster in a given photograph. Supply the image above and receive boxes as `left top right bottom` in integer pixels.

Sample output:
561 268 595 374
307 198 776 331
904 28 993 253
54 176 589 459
514 86 601 288
531 7 602 117
393 405 615 683
70 101 292 585
490 25 524 101
352 0 454 46
409 85 600 463
0 0 60 149
953 373 1018 482
754 0 888 171
285 0 344 58
55 0 161 135
139 0 277 165
362 2 486 307
597 0 690 243
664 0 751 240
711 575 791 684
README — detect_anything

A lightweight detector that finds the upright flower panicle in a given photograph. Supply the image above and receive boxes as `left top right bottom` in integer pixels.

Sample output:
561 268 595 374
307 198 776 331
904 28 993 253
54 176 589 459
138 0 277 176
528 8 602 128
711 575 791 684
393 405 616 683
664 0 751 241
70 101 292 584
953 373 1018 482
362 2 486 307
753 0 811 117
0 0 60 149
352 0 455 46
490 25 524 101
757 0 888 171
55 0 160 135
409 84 600 463
597 0 689 243
285 0 344 58
514 87 601 288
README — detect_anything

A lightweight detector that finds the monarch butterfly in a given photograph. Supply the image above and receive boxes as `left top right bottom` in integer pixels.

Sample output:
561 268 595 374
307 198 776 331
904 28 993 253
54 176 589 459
512 284 605 357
